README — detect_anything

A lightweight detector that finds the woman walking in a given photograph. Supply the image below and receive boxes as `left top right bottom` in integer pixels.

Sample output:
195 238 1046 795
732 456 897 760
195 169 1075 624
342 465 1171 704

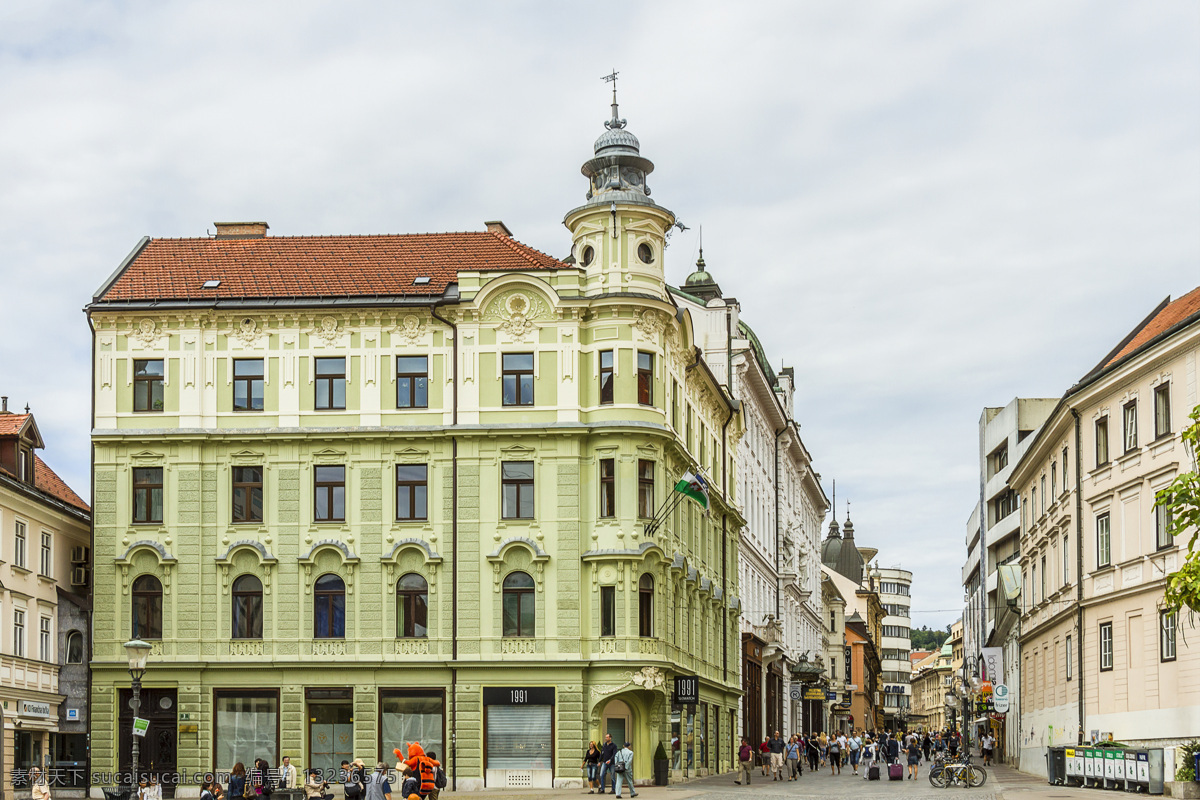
828 733 842 775
906 735 921 780
583 741 601 794
805 734 820 773
785 736 801 780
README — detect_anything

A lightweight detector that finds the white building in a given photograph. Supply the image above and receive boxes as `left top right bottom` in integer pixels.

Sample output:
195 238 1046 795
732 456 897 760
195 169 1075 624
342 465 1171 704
876 567 914 730
672 253 828 742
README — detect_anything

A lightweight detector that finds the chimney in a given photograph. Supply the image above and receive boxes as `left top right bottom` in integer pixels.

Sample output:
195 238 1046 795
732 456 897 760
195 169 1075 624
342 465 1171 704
484 220 513 237
0 396 7 414
213 221 269 239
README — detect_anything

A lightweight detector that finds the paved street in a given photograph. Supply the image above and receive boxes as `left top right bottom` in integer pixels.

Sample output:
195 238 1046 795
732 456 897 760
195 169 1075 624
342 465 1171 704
432 761 1098 800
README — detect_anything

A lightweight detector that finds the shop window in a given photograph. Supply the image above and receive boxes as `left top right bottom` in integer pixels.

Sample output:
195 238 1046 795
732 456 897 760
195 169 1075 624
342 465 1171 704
215 691 279 769
380 691 445 767
232 575 264 639
132 575 163 640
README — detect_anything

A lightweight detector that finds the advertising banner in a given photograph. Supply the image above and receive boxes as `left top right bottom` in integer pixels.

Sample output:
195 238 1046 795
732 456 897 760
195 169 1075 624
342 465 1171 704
980 647 1004 685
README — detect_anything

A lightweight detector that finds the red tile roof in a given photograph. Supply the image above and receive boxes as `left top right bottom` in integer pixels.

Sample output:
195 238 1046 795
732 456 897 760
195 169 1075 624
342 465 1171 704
0 413 31 436
33 455 89 512
94 230 575 303
1105 286 1200 368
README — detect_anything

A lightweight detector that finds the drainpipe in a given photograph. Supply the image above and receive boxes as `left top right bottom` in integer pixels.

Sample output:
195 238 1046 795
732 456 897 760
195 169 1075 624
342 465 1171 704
429 301 458 791
86 311 96 794
774 427 785 622
722 403 733 686
1071 409 1084 744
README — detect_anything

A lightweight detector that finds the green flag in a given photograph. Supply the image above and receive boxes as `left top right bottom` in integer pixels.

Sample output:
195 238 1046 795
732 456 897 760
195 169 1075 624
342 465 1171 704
673 470 710 511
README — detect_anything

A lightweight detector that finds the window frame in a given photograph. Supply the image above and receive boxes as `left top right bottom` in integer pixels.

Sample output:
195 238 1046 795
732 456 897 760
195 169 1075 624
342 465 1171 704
1154 383 1171 439
132 467 164 525
501 571 536 637
39 616 51 662
1095 417 1109 466
1065 634 1072 680
232 358 265 412
231 574 264 640
313 465 346 523
600 585 616 637
501 352 535 407
14 520 27 569
1099 621 1113 671
1062 446 1069 488
314 357 347 411
13 609 25 658
313 573 346 639
1063 534 1070 585
232 466 264 524
396 355 429 409
131 574 164 640
39 532 52 578
500 461 535 520
1160 610 1176 662
1155 506 1173 551
599 350 614 405
637 459 655 519
638 574 653 637
1123 401 1138 453
65 630 84 664
599 458 616 518
636 351 654 406
1096 512 1111 568
395 464 428 522
396 572 429 639
133 359 165 413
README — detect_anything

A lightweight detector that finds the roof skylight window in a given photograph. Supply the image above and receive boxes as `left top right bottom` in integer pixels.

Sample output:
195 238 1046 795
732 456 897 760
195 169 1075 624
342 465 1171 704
202 279 221 288
413 276 431 285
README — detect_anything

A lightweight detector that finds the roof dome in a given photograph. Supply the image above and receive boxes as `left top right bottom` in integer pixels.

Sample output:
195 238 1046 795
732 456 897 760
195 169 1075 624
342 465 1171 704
594 126 641 155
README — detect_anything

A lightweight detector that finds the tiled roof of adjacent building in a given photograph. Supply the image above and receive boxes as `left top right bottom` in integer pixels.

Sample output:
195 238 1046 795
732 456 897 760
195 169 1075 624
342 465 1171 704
93 229 575 304
1103 285 1200 369
0 456 90 513
0 413 31 436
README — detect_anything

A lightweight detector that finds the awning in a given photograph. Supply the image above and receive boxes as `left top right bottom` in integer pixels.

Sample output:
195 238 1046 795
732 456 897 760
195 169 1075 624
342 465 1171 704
998 564 1021 604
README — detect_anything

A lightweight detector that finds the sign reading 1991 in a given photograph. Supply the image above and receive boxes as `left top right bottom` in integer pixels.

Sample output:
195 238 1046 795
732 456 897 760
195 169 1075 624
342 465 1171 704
483 687 555 706
674 675 700 705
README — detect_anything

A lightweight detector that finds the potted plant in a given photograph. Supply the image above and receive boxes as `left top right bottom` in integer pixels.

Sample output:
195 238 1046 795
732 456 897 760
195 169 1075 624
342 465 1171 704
653 742 670 786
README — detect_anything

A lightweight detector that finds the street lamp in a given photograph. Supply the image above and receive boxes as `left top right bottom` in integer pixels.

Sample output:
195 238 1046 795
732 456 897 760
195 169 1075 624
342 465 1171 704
959 654 982 759
124 639 153 790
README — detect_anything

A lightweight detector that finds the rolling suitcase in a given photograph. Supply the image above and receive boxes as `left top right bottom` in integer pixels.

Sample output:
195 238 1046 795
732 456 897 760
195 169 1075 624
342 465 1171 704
868 765 880 781
888 763 904 781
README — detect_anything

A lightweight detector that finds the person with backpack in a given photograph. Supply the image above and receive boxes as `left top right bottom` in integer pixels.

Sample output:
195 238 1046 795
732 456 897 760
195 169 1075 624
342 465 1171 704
424 752 446 799
735 737 753 785
612 741 637 799
804 734 820 773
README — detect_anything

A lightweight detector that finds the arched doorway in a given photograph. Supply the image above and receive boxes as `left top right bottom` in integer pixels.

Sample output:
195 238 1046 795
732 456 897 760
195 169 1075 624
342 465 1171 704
602 698 632 750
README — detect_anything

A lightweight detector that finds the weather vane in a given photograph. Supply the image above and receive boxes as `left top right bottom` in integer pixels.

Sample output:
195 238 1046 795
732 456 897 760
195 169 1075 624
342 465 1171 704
602 69 625 130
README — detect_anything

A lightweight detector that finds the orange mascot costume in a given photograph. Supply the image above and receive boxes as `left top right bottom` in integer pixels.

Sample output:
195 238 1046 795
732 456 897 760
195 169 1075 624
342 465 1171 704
394 742 439 797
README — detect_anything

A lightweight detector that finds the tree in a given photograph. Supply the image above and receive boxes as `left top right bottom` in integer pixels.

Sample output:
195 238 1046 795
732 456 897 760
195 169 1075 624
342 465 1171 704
1154 405 1200 614
910 625 949 651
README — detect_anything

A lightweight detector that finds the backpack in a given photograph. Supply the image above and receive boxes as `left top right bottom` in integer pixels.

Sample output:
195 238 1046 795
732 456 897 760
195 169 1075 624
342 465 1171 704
434 767 447 790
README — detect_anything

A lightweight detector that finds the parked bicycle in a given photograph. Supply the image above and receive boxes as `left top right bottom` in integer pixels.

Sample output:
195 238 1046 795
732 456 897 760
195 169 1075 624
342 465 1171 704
928 753 987 788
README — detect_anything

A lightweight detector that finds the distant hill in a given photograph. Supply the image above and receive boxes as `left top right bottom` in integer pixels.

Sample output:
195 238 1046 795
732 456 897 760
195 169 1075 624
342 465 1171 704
910 626 950 651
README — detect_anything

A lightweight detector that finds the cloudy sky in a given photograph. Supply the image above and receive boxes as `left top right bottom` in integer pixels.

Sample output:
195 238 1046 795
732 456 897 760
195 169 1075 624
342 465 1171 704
2 1 1197 630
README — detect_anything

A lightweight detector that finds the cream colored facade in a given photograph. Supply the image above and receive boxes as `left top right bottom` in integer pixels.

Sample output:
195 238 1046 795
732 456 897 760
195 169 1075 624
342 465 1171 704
1010 289 1200 776
911 646 951 733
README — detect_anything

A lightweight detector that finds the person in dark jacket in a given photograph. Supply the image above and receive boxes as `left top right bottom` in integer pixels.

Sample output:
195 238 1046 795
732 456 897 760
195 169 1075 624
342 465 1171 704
228 763 247 800
597 734 618 795
887 735 901 766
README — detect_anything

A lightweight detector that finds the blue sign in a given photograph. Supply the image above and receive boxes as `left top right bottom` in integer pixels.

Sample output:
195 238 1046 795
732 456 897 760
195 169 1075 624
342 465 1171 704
825 690 838 701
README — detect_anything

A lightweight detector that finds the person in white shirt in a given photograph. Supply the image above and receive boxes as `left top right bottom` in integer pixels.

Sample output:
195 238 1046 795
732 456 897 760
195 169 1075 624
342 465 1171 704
278 757 298 789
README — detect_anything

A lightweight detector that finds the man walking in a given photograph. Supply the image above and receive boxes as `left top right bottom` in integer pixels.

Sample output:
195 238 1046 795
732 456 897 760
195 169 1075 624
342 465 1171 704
613 741 638 799
768 731 786 781
598 733 617 795
736 737 753 785
848 731 862 775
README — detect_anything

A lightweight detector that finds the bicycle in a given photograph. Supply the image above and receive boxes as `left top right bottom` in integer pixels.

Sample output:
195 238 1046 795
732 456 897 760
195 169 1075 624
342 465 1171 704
928 754 987 788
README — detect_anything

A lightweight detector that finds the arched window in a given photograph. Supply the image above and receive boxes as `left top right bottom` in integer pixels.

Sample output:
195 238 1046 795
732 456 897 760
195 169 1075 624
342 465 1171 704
396 573 428 639
639 574 654 637
131 575 163 640
65 630 84 664
232 574 264 640
313 574 345 639
501 571 535 637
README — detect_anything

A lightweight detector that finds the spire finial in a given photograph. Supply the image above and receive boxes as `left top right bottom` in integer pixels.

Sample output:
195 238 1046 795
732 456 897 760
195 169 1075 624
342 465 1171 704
846 499 851 521
831 480 836 518
602 69 626 130
696 225 705 268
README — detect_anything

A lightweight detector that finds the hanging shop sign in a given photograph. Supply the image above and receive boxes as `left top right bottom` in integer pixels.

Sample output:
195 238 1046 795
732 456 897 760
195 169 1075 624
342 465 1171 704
673 675 700 706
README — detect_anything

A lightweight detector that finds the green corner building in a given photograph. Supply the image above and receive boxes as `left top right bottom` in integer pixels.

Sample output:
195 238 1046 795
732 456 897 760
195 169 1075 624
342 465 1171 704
86 97 745 795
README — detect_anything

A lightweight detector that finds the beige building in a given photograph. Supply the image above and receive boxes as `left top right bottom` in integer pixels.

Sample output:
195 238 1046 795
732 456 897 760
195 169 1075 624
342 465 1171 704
0 403 91 797
1010 287 1200 776
911 644 952 733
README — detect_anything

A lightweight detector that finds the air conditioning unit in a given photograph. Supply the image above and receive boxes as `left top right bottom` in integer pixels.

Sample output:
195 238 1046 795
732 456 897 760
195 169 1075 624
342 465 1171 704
70 547 90 564
70 566 89 587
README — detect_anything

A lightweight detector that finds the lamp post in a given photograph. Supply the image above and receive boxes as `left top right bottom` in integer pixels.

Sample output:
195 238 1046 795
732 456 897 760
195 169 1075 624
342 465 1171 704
124 640 153 790
957 655 982 759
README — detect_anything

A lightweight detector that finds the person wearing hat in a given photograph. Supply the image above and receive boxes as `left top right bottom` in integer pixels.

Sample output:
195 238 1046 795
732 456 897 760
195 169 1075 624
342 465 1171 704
364 762 391 800
612 741 637 799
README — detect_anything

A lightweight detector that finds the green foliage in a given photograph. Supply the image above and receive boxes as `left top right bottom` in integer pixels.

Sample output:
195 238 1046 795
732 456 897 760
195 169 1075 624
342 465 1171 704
1174 739 1200 781
1155 405 1200 614
911 626 950 651
653 742 668 761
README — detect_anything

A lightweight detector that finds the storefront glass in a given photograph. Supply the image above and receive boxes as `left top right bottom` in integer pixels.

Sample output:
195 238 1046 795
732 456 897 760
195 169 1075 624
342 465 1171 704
215 692 278 770
380 691 444 764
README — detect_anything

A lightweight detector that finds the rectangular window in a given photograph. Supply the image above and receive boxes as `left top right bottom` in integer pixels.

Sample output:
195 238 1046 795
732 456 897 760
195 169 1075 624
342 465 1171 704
671 379 680 429
1063 535 1070 585
1099 622 1113 671
133 359 165 412
1156 506 1173 550
599 458 616 518
599 351 614 405
232 466 264 524
637 352 654 405
1096 417 1109 466
1041 555 1047 599
14 521 26 569
1031 563 1038 604
314 465 346 522
1096 513 1111 568
13 610 24 658
501 461 535 519
396 464 428 521
1062 446 1069 488
133 467 164 524
39 616 51 661
1154 383 1171 438
1160 611 1176 662
501 353 534 406
1031 487 1037 520
314 357 346 410
600 585 616 637
380 691 445 768
233 359 265 411
215 691 279 769
1040 476 1046 514
39 532 51 578
1123 401 1138 452
638 459 655 519
396 356 429 409
1066 635 1073 680
1051 463 1057 500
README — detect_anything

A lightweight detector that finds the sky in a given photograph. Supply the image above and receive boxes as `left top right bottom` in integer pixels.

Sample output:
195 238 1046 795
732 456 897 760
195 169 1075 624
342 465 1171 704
1 1 1198 631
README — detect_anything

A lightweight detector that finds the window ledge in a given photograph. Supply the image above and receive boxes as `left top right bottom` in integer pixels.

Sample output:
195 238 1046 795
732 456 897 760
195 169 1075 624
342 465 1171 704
1117 449 1142 467
36 574 55 586
1091 565 1115 576
10 565 31 576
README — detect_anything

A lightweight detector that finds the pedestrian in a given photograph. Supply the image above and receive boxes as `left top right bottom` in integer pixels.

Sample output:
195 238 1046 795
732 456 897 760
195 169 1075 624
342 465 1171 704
805 733 820 773
613 741 638 799
304 769 329 800
948 731 959 758
829 732 842 775
848 730 862 775
759 738 771 776
229 763 248 800
145 776 163 800
982 733 994 766
364 762 392 800
584 740 601 793
736 737 753 785
785 736 801 780
922 732 932 764
343 760 365 800
769 730 786 781
861 736 874 780
598 733 617 794
906 735 921 780
424 752 446 800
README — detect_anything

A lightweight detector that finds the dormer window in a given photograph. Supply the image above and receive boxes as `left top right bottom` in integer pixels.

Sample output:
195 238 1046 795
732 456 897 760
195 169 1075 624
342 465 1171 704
18 446 34 483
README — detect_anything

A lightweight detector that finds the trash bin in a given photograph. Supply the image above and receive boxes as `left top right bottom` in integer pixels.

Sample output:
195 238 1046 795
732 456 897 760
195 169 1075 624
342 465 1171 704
1104 748 1120 789
1065 748 1077 785
654 757 669 786
1071 747 1087 786
1047 747 1066 785
1124 752 1138 793
1084 748 1097 787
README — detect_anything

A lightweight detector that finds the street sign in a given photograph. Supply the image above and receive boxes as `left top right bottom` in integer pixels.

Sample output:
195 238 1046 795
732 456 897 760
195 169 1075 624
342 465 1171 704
674 675 699 705
825 690 838 701
803 687 826 701
132 717 149 738
992 683 1010 713
790 687 802 701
